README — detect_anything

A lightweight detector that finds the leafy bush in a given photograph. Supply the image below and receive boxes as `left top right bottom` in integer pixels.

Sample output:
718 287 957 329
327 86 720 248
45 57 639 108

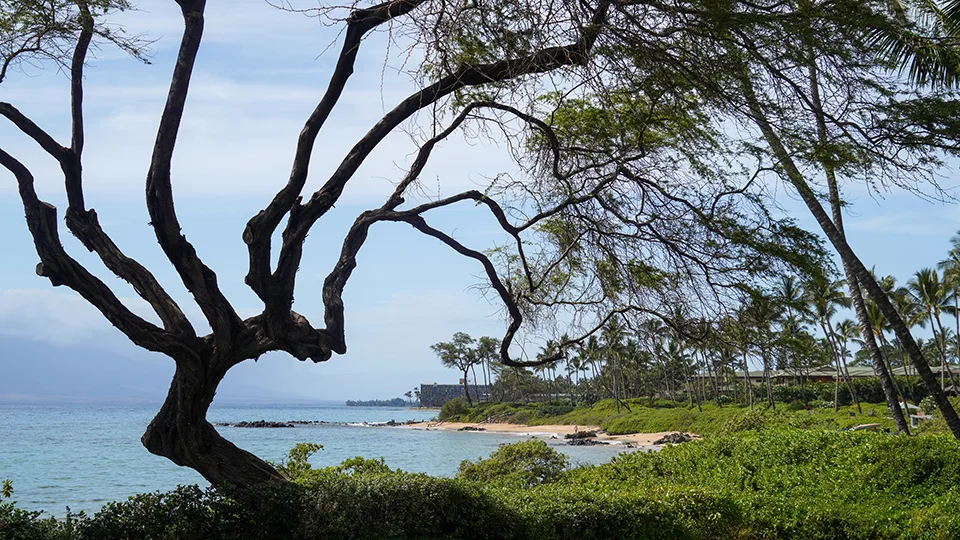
327 456 391 476
772 384 818 403
275 442 323 480
510 410 533 424
536 401 576 418
438 397 469 420
0 502 80 540
11 432 960 539
457 440 568 488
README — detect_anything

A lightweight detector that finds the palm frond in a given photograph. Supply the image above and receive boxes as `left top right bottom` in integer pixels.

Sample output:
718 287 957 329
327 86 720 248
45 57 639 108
870 0 960 87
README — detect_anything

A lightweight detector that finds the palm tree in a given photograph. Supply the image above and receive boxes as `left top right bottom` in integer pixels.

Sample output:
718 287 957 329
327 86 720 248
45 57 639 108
535 339 561 400
806 277 860 411
779 11 948 432
640 319 673 402
888 279 928 381
835 319 859 368
776 275 810 382
720 312 754 410
601 319 630 412
871 0 960 87
859 299 911 417
735 1 957 436
909 268 959 389
477 336 500 400
664 336 699 410
938 230 960 373
744 293 781 409
580 335 603 381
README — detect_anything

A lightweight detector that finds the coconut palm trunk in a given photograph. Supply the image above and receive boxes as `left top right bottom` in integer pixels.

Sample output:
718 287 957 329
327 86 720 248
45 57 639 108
704 351 722 407
827 319 861 412
471 364 481 403
804 55 905 430
739 72 940 436
932 312 960 390
821 320 842 412
875 331 910 419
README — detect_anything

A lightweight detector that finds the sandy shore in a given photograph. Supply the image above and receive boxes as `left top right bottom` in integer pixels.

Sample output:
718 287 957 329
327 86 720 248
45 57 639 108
401 421 693 446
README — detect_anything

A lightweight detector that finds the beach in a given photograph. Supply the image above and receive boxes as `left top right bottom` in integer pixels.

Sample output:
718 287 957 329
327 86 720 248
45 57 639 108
402 421 694 446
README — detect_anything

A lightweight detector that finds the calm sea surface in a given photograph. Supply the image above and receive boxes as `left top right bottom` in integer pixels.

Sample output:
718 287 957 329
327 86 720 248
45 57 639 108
0 403 636 515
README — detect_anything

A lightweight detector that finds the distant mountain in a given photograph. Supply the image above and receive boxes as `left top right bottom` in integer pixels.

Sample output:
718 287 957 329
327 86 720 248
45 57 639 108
0 336 171 403
0 336 322 404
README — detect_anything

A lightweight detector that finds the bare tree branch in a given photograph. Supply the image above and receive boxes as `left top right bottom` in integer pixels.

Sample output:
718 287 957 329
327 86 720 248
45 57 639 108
243 0 429 303
271 1 613 322
0 147 193 357
145 0 241 350
0 100 196 337
69 0 92 161
0 102 69 160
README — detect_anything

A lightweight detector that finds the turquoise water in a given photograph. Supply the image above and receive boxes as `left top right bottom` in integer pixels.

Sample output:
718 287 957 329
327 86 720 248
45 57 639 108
0 403 636 515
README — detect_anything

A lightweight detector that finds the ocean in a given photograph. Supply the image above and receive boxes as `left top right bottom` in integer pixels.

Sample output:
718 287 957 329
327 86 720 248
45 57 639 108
0 403 635 515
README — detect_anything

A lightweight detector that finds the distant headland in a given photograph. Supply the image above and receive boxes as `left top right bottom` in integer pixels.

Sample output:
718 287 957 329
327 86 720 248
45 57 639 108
345 398 415 407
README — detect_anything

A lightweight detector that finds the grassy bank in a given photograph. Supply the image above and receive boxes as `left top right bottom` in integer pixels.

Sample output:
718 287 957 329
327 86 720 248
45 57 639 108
5 429 960 539
439 398 906 435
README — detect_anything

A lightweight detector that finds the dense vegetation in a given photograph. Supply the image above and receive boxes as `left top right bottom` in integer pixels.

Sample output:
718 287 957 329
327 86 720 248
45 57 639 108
430 232 960 438
345 398 411 408
6 429 960 539
441 398 891 434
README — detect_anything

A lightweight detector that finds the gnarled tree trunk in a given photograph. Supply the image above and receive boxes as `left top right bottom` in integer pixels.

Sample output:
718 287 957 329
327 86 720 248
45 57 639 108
142 360 284 486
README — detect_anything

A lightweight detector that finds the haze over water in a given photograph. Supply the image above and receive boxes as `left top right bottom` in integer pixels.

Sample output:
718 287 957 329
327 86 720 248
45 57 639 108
1 403 634 515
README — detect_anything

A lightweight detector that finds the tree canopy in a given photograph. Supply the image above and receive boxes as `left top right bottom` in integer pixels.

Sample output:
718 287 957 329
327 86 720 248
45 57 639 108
1 0 958 484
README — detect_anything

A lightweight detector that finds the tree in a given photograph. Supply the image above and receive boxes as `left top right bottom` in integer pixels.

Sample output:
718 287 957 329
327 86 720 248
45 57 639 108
805 277 860 412
871 0 960 87
431 332 481 405
723 0 960 436
0 0 877 488
476 336 500 399
939 231 960 372
775 276 809 383
909 268 959 389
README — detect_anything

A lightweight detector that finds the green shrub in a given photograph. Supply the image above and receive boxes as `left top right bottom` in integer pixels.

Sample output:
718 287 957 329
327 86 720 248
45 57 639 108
457 440 568 488
0 501 80 540
78 483 307 540
327 456 391 476
438 397 469 420
14 431 960 539
537 401 576 418
772 384 818 403
510 410 532 424
275 442 323 480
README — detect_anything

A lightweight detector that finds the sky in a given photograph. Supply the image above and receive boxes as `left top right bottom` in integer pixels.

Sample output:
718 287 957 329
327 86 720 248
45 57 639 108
0 0 958 403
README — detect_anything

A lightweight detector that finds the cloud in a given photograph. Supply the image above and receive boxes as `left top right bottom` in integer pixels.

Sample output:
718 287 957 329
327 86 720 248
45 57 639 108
0 289 120 346
105 0 346 53
1 66 521 206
